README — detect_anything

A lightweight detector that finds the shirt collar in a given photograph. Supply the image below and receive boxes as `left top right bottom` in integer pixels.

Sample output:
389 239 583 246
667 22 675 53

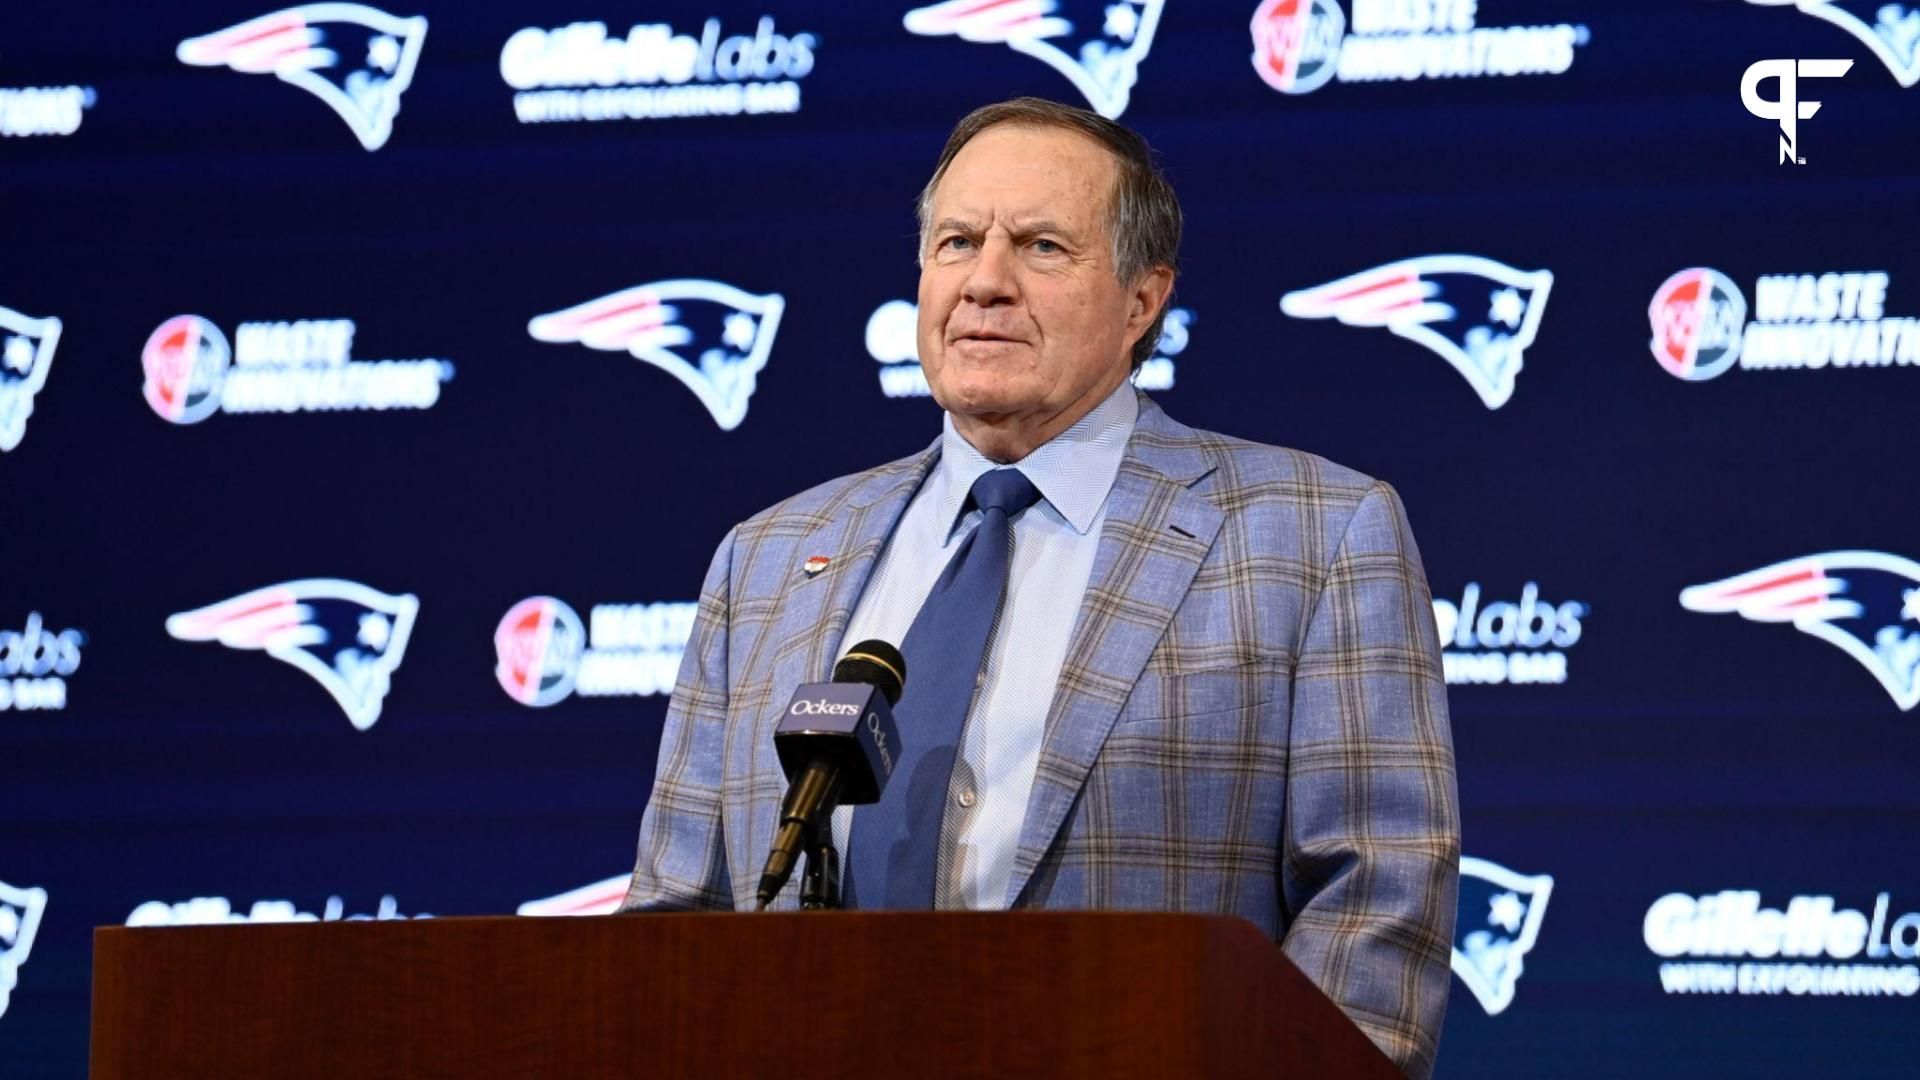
934 380 1139 538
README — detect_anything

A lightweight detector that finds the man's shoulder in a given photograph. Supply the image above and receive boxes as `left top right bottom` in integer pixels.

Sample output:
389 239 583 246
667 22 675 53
1137 396 1380 510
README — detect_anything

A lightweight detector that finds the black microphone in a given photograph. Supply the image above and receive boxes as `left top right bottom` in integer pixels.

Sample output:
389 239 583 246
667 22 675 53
755 640 906 910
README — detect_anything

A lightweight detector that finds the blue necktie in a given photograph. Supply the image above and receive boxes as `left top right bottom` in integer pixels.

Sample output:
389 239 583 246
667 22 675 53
845 467 1042 909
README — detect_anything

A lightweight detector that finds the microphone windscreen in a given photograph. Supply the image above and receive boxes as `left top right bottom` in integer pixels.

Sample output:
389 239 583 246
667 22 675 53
833 639 906 705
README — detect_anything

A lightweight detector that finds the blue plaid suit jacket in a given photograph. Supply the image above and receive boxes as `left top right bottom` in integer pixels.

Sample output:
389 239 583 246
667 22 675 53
624 392 1460 1077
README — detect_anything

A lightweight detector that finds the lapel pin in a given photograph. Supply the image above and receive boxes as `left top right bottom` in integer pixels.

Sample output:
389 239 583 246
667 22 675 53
803 555 832 577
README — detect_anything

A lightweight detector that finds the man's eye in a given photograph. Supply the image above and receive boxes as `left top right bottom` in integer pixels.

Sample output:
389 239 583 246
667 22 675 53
941 235 972 251
1032 239 1061 254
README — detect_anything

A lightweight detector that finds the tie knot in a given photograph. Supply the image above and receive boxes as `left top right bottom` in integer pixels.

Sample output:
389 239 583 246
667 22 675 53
968 467 1041 518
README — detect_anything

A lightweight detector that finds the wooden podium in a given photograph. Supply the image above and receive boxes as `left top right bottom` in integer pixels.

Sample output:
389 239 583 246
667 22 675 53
92 911 1401 1078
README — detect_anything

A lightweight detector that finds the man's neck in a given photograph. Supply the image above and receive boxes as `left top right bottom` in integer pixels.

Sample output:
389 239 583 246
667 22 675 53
948 373 1132 463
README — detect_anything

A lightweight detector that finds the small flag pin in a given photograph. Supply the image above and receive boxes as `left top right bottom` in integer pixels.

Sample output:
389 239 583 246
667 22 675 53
803 556 831 577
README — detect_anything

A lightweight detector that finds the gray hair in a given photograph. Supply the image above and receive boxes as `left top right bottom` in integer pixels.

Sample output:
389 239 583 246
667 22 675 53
916 97 1182 371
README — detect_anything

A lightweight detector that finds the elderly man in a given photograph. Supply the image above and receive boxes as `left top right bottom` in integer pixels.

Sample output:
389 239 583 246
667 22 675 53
623 97 1459 1077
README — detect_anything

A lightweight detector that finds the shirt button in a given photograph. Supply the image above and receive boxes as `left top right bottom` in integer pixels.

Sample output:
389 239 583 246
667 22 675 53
974 672 988 689
958 788 977 809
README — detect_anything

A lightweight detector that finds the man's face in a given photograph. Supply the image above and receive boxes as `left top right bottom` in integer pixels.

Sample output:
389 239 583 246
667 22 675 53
917 124 1146 431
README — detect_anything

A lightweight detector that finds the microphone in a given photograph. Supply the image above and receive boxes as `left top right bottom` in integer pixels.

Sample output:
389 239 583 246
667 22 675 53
755 640 906 910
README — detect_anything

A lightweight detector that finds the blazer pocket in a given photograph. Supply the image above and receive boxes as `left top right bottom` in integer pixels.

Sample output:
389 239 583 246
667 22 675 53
1115 664 1276 728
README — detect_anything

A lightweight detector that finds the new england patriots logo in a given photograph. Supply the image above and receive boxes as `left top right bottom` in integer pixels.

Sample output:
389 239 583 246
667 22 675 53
529 280 785 431
166 579 419 731
903 0 1166 118
516 874 630 917
1681 551 1920 711
0 305 60 453
0 879 48 1021
1280 255 1554 409
177 4 428 150
1747 2 1920 86
1452 856 1554 1016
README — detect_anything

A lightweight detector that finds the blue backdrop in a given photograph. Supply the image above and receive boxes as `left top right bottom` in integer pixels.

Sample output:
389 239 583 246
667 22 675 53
4 1 1918 1075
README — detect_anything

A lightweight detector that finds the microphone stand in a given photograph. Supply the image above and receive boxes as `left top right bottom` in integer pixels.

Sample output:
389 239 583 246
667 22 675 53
798 817 841 910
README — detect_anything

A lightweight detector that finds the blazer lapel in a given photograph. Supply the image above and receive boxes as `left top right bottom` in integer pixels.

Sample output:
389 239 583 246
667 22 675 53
734 443 937 900
1006 396 1224 905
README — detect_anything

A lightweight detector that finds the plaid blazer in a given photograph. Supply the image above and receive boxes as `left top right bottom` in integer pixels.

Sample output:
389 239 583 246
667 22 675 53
624 391 1459 1078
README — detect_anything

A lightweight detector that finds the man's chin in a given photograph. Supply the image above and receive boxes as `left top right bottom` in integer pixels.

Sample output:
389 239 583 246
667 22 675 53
930 382 1031 421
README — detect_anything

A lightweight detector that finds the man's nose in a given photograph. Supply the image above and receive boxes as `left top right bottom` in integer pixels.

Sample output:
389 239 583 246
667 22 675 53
961 236 1020 308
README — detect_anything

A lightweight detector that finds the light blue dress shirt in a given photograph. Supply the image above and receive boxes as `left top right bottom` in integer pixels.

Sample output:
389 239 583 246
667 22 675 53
836 380 1139 909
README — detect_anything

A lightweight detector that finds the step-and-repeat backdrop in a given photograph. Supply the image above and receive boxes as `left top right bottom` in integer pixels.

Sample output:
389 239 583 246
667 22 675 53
4 2 1916 1074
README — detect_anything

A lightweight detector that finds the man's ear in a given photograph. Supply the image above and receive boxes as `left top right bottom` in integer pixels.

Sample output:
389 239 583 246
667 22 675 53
1126 265 1176 340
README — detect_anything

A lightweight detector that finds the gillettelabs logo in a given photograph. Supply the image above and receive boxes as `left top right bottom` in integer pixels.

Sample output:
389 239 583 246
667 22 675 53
1452 856 1553 1015
166 579 419 731
128 894 423 925
1 614 85 713
496 598 696 706
1681 551 1920 711
1740 59 1852 163
902 0 1165 118
1251 0 1590 95
1647 889 1920 997
177 4 427 150
0 879 47 1021
529 280 784 431
0 305 60 452
1432 583 1586 686
1649 268 1920 377
502 15 818 124
141 316 453 423
1745 2 1920 87
1280 255 1553 409
866 299 1191 397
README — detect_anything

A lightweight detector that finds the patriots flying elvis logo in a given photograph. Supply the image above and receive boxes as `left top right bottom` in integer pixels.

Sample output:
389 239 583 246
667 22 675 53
1681 551 1920 711
529 279 784 431
1746 2 1920 86
0 305 61 453
177 4 428 150
0 879 48 1021
1280 255 1554 409
166 579 419 731
517 874 630 917
1452 856 1554 1016
902 0 1165 118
